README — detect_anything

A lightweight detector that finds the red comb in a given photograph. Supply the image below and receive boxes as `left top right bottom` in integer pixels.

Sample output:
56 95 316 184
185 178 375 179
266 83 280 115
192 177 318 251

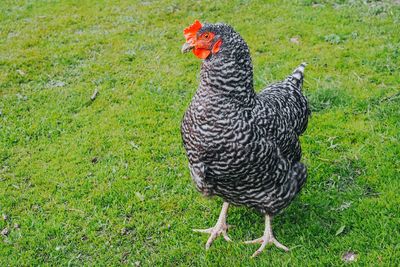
184 20 202 44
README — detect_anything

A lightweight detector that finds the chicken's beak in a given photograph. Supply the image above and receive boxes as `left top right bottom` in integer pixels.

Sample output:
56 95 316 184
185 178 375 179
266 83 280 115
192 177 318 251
181 42 194 53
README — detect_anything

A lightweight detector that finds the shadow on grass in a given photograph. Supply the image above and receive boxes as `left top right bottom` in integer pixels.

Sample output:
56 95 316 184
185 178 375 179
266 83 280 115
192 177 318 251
224 157 377 249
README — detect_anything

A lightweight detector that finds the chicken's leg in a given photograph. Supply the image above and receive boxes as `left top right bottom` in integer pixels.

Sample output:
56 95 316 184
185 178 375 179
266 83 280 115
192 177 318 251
244 214 289 257
193 202 232 249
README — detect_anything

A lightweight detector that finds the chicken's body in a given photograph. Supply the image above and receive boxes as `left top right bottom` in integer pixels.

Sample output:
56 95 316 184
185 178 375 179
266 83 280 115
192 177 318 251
180 21 310 257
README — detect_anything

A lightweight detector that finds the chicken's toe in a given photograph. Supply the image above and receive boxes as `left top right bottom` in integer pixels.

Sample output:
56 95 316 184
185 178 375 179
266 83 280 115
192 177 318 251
194 223 232 250
245 215 290 257
193 202 232 250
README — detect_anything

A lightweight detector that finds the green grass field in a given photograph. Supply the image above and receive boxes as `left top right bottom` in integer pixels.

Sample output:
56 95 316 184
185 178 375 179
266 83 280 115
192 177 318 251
1 0 399 265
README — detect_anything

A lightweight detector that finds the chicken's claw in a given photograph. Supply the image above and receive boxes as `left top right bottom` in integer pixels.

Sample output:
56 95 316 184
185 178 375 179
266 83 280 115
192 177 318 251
193 223 232 249
245 236 289 258
244 214 289 257
193 202 231 249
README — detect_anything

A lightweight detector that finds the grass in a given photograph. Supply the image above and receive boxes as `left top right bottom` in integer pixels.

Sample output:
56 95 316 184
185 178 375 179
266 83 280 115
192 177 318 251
0 0 399 265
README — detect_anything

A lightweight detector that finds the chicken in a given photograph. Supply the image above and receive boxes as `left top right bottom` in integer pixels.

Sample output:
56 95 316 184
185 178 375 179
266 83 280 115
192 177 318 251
180 20 310 257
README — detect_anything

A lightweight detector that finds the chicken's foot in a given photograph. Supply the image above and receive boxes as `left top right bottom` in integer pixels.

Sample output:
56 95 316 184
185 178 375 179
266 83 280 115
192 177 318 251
244 214 289 257
193 202 232 249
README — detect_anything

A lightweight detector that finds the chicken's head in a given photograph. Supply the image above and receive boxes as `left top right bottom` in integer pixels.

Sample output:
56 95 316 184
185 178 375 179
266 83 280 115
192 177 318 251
181 20 223 59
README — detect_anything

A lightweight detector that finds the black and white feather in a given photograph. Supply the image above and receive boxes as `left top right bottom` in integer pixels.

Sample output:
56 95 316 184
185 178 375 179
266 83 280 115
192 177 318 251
181 23 310 215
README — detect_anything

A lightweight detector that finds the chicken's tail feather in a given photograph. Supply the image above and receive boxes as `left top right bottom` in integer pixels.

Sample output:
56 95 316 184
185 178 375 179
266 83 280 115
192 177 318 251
286 62 307 90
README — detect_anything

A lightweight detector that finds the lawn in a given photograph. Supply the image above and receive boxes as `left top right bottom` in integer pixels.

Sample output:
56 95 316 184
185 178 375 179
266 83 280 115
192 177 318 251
1 0 399 265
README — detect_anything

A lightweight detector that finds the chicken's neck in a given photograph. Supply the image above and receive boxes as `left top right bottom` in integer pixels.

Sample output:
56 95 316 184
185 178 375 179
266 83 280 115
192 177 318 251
197 53 256 107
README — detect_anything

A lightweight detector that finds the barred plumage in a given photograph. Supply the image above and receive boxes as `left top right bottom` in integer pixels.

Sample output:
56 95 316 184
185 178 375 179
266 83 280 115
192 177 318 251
181 21 310 255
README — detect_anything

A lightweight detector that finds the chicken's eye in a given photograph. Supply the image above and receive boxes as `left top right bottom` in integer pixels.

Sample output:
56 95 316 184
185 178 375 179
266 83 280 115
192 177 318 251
204 33 209 39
